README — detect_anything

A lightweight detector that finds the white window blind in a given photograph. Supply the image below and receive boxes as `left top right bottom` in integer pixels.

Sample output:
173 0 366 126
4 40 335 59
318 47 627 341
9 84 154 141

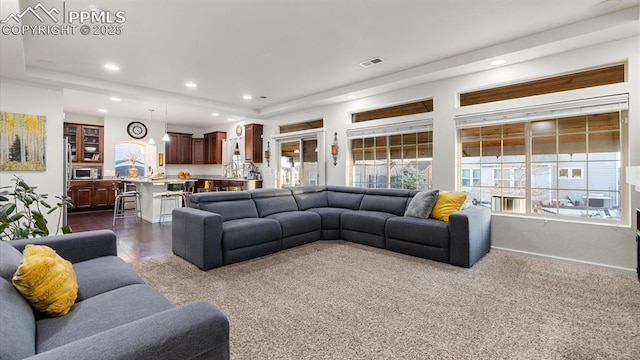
455 94 629 129
347 118 433 139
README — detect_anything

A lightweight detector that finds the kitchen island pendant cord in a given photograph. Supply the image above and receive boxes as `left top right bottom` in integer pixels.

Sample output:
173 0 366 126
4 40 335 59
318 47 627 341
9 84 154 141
148 109 156 144
162 104 170 142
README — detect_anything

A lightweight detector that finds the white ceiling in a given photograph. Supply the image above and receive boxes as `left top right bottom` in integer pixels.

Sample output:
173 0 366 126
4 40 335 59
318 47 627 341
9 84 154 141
1 0 638 128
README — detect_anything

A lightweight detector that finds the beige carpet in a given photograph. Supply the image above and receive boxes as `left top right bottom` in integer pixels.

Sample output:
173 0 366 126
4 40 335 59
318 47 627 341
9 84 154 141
132 241 640 360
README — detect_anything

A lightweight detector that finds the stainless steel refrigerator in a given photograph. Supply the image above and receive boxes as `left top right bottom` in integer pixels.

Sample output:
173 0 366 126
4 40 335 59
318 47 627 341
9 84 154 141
62 137 72 226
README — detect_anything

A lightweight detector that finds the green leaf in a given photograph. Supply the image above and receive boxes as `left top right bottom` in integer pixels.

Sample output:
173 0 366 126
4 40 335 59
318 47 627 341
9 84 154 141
0 203 16 217
40 200 52 209
61 225 72 234
8 213 24 222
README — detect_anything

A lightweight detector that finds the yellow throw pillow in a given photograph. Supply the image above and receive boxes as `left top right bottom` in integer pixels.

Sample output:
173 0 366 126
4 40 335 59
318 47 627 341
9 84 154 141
430 191 468 223
12 244 78 316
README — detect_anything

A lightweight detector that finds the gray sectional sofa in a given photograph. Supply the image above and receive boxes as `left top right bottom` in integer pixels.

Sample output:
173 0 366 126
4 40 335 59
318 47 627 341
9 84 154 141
173 185 491 271
0 230 229 360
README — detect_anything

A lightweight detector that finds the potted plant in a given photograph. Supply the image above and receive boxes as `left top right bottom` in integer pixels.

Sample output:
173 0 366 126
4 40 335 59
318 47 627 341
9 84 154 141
0 175 74 240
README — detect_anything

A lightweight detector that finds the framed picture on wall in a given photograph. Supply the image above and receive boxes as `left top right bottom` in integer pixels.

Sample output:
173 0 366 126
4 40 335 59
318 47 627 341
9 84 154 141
159 152 164 166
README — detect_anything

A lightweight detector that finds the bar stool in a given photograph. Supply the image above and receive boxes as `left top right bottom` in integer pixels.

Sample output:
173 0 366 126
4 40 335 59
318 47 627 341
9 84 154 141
112 181 141 226
182 180 197 207
155 182 183 226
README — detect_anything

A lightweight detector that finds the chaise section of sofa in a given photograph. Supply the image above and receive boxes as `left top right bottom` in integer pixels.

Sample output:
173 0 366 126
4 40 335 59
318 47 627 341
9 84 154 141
0 230 230 360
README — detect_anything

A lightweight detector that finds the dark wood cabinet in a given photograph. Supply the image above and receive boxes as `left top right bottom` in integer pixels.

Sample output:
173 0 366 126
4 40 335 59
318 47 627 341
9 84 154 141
68 181 116 211
244 124 263 163
192 138 205 164
204 131 226 164
166 132 193 164
70 181 94 210
64 123 104 164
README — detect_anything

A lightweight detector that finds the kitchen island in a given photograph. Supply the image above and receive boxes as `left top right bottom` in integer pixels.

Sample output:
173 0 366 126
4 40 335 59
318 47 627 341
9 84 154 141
125 178 188 223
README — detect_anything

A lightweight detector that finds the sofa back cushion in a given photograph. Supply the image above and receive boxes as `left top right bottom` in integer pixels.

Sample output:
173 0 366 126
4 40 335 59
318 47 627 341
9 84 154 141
290 186 328 210
326 186 366 209
0 241 22 282
360 189 411 216
0 277 36 360
251 188 299 217
192 192 259 221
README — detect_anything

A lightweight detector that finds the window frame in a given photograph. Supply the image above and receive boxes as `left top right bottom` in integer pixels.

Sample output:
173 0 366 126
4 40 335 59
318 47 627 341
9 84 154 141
455 94 629 224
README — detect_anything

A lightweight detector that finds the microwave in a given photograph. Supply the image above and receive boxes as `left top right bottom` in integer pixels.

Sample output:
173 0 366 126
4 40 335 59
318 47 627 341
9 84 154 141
73 168 99 179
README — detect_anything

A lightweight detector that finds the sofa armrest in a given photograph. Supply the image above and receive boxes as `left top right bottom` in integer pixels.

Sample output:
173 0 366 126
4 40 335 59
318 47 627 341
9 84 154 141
448 206 491 268
172 207 224 270
9 230 117 263
28 302 230 360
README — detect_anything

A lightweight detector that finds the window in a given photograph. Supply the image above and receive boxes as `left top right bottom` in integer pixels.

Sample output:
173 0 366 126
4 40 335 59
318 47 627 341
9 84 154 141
351 131 433 190
459 107 626 222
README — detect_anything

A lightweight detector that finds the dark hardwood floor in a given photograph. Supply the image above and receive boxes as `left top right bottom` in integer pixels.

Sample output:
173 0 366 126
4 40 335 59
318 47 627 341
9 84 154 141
67 210 172 263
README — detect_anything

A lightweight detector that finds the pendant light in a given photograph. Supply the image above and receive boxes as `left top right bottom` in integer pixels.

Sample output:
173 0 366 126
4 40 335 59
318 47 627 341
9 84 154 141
147 109 155 144
162 104 171 142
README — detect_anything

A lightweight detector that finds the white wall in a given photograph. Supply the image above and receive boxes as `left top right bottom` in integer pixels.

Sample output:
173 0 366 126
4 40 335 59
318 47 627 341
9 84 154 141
261 36 640 271
0 80 65 235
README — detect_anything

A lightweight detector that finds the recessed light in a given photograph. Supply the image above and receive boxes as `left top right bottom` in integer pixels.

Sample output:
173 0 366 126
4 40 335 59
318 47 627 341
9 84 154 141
347 95 357 100
227 118 235 122
242 94 252 100
98 109 108 113
185 82 197 88
110 97 121 102
211 112 219 116
103 63 119 71
491 59 506 66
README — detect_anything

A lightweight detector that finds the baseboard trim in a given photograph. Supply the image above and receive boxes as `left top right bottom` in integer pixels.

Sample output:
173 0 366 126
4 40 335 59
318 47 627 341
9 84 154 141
491 246 635 274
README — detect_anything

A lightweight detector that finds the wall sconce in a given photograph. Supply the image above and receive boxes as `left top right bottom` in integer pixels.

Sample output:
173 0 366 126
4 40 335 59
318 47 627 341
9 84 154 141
264 141 271 167
331 132 339 166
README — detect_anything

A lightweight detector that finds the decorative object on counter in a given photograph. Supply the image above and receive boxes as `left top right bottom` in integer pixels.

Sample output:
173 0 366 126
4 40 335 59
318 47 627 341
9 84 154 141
178 171 191 179
264 141 270 167
126 151 140 178
0 175 73 240
331 132 339 166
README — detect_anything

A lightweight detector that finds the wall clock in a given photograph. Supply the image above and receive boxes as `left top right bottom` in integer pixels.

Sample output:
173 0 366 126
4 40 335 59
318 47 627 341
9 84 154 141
127 121 148 139
236 125 243 137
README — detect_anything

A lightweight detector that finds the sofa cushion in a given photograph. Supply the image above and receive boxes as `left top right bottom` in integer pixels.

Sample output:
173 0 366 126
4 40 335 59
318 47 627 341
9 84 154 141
73 256 145 301
431 191 468 222
221 218 282 251
360 189 411 216
199 199 259 221
266 211 321 238
0 241 22 282
340 210 396 235
290 186 328 210
404 190 440 219
12 244 78 316
0 277 36 360
386 216 450 248
326 186 366 209
251 188 299 217
36 284 174 353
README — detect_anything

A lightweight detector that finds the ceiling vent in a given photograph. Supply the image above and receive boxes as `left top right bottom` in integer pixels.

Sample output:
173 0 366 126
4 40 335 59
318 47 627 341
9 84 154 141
358 57 383 68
